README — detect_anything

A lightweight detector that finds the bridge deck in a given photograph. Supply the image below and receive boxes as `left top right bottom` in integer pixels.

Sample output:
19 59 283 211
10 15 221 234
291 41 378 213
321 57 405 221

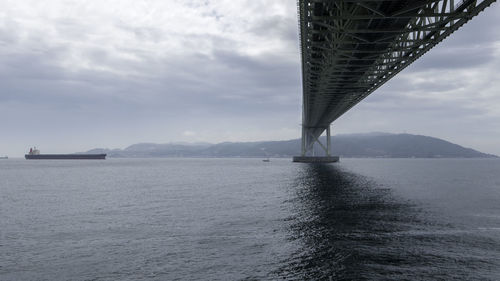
298 0 496 156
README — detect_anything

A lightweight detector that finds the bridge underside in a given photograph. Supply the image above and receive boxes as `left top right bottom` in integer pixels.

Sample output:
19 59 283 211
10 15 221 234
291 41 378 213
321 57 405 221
298 0 496 156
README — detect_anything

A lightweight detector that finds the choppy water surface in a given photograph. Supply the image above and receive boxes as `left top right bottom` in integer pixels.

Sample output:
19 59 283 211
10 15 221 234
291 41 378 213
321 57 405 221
2 158 500 280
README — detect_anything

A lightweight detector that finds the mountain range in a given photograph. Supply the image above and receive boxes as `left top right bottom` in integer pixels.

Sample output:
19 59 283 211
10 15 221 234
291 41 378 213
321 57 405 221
84 133 497 158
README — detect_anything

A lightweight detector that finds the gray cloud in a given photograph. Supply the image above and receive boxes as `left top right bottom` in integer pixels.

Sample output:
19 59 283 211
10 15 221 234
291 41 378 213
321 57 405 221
0 1 500 156
249 15 298 43
410 46 494 71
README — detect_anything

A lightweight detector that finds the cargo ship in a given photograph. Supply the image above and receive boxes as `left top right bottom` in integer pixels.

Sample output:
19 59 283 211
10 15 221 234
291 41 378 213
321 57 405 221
25 147 106 160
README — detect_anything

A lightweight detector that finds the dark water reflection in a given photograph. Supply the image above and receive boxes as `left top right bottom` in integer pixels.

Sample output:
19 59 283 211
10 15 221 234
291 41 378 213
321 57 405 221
277 163 498 280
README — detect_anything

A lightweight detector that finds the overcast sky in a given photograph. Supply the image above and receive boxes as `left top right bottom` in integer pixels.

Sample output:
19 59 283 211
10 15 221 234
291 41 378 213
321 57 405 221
1 1 499 156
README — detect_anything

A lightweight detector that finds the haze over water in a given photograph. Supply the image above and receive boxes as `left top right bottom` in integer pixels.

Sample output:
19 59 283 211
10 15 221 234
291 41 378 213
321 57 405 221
2 158 500 280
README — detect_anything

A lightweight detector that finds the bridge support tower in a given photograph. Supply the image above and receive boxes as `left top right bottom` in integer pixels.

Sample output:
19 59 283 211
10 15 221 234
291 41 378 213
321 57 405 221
293 124 339 163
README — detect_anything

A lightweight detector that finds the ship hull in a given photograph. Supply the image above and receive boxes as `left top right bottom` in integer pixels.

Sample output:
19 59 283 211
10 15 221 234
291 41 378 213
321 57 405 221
25 154 106 160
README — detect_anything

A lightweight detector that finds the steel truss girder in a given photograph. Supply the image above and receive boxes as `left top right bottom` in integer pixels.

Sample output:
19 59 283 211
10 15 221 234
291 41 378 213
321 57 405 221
298 0 497 145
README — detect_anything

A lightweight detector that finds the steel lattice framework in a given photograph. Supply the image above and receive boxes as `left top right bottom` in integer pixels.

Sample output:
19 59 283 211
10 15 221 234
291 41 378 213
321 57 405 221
298 0 496 156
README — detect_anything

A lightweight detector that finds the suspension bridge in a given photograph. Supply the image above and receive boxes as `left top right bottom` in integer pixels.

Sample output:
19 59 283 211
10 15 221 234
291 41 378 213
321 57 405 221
293 0 497 162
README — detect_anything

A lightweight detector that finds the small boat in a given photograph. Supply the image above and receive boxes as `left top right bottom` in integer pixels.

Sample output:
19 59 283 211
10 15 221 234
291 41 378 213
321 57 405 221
0 156 7 159
261 148 270 162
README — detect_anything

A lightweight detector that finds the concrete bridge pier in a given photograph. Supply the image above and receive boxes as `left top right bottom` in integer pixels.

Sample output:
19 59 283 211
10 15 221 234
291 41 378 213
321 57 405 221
293 125 339 163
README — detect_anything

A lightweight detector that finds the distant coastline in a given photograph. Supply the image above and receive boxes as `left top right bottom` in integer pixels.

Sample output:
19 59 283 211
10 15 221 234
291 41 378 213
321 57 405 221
82 133 497 159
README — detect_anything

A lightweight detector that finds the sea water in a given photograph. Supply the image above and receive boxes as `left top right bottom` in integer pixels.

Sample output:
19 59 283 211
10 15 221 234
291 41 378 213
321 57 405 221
1 158 500 280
